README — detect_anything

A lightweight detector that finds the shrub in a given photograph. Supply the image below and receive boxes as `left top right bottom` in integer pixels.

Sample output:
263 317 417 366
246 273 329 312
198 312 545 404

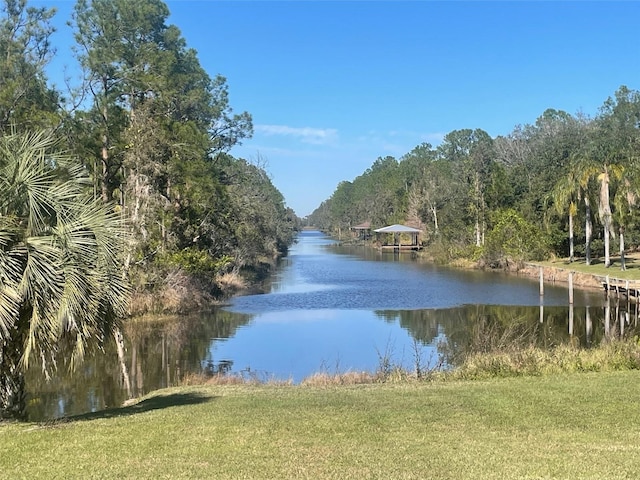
158 248 233 275
481 209 549 268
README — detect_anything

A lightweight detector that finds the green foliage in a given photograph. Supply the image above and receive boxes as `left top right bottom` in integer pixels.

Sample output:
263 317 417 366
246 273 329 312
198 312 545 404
482 209 549 266
453 339 640 380
0 130 129 419
311 155 406 233
311 85 640 267
0 0 299 417
0 0 60 133
68 0 292 306
159 249 232 275
224 157 297 261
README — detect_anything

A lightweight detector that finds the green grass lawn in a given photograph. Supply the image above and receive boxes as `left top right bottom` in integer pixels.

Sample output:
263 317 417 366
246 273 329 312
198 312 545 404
2 372 640 479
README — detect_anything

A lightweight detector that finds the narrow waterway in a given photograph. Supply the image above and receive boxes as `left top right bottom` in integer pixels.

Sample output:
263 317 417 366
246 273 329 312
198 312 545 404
27 230 633 421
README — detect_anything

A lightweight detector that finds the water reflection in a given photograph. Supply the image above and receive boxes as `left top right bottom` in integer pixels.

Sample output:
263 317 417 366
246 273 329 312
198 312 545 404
375 302 640 368
24 231 640 421
26 299 640 421
26 311 253 421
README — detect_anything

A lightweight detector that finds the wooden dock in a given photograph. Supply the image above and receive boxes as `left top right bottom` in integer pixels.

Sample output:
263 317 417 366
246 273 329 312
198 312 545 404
379 244 422 252
602 279 640 299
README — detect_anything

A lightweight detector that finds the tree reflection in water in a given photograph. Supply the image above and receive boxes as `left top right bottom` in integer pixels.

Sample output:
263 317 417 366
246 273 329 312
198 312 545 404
375 301 640 370
25 310 253 421
25 297 640 421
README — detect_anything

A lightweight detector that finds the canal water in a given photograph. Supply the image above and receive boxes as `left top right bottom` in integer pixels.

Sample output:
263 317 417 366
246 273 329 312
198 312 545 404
26 230 634 421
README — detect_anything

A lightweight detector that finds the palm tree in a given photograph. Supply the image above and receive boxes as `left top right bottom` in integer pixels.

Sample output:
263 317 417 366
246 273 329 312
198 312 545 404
549 168 581 262
574 159 623 268
0 130 130 420
586 86 640 268
580 174 595 266
549 155 602 265
612 178 636 271
575 116 625 268
595 164 624 268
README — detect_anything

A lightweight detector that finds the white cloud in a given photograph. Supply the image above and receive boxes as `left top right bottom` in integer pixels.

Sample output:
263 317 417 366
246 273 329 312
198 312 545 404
420 132 445 145
255 124 338 145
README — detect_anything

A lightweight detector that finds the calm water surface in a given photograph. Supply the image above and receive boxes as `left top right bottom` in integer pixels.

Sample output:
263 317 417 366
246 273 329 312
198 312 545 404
27 230 634 420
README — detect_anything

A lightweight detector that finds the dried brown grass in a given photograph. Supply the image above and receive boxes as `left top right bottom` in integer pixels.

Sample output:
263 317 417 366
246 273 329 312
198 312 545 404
181 373 248 386
129 269 219 315
300 371 378 386
180 372 294 387
216 271 247 292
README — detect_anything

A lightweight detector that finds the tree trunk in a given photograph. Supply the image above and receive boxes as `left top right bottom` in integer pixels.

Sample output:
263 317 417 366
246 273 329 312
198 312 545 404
600 167 612 268
430 204 439 234
568 212 574 262
101 129 109 202
0 316 28 420
100 76 110 203
114 327 132 400
474 174 482 247
585 197 592 266
620 226 626 271
604 222 611 268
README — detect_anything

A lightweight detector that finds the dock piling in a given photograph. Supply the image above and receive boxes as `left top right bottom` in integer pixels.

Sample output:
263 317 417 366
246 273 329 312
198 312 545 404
568 272 574 304
539 267 544 296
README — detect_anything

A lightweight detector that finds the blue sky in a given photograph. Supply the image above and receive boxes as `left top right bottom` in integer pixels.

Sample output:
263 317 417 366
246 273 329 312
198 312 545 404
37 1 640 217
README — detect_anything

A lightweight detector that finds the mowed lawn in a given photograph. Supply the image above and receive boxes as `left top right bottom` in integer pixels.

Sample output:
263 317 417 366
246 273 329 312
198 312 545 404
2 372 640 479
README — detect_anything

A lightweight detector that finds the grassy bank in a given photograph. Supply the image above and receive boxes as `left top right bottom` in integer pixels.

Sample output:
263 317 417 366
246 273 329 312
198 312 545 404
2 370 640 479
535 253 640 281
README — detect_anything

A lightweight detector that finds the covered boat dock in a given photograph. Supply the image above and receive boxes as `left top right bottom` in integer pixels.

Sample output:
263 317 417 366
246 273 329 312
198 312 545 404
374 224 422 251
351 221 372 240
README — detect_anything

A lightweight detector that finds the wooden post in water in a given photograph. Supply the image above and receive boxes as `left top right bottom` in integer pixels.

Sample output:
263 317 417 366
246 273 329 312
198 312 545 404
568 303 574 336
615 297 620 338
586 306 592 346
626 280 630 299
539 302 544 324
626 280 631 330
605 296 611 338
606 275 610 298
568 272 574 304
625 310 630 336
539 267 544 296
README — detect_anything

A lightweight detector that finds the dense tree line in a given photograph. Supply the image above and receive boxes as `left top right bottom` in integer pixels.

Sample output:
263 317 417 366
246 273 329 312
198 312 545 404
0 0 298 419
308 88 640 269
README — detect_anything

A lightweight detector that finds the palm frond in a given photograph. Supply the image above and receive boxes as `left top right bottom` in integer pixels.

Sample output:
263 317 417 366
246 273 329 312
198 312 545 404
0 130 130 375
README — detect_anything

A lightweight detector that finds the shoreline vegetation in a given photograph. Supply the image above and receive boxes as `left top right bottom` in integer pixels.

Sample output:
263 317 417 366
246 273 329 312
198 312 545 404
127 256 278 316
120 233 640 376
342 234 640 291
124 237 640 386
131 236 640 317
181 336 640 388
0 0 302 421
128 267 250 316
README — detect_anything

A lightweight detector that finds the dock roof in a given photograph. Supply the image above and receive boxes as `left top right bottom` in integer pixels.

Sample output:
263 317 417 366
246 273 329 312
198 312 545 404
373 224 421 233
352 221 371 230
